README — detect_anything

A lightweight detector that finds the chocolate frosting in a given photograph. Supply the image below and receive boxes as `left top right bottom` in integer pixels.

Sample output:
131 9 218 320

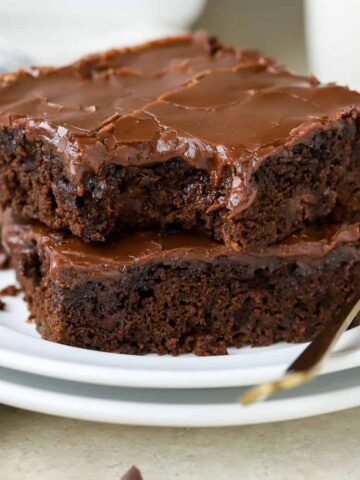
1 32 360 215
3 211 360 281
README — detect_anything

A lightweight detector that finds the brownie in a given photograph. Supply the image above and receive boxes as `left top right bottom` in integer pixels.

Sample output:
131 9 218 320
1 33 360 249
3 210 360 356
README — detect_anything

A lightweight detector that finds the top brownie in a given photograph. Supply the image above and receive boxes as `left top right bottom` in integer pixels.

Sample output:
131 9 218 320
0 32 360 248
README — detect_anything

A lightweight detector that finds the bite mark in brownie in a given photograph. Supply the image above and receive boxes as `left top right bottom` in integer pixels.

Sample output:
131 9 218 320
0 284 20 296
1 33 360 247
3 210 360 356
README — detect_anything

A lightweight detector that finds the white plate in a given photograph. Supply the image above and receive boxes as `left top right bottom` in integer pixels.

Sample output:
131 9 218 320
1 365 360 426
1 269 360 389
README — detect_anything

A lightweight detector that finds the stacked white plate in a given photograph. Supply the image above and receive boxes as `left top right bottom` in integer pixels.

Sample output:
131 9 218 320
1 268 360 427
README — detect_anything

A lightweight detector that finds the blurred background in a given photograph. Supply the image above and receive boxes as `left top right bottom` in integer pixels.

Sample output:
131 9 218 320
196 0 306 73
0 0 359 88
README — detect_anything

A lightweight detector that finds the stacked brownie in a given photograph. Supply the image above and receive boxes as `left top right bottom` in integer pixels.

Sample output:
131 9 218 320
1 32 360 355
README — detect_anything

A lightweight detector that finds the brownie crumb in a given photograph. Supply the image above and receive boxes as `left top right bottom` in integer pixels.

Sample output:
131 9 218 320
121 466 143 480
0 284 20 296
0 299 6 310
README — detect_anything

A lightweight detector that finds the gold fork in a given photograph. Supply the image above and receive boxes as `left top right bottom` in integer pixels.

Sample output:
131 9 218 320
240 295 360 405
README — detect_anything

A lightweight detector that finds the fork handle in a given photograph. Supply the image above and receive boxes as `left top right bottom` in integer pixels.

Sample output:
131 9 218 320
240 294 360 405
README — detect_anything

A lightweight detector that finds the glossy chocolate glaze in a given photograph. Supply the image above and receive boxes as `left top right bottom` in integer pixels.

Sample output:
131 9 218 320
1 32 360 216
3 211 360 281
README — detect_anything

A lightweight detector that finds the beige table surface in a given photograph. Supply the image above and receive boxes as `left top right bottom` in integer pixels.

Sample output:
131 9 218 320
1 404 360 479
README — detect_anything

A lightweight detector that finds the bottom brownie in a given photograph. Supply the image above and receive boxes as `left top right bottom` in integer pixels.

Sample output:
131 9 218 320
2 210 360 356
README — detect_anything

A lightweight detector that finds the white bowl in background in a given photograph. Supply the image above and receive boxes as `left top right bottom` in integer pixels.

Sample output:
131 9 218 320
0 0 206 65
305 0 360 90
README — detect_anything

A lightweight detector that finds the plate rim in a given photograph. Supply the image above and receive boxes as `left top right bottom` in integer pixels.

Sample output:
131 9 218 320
1 366 360 427
1 326 360 388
